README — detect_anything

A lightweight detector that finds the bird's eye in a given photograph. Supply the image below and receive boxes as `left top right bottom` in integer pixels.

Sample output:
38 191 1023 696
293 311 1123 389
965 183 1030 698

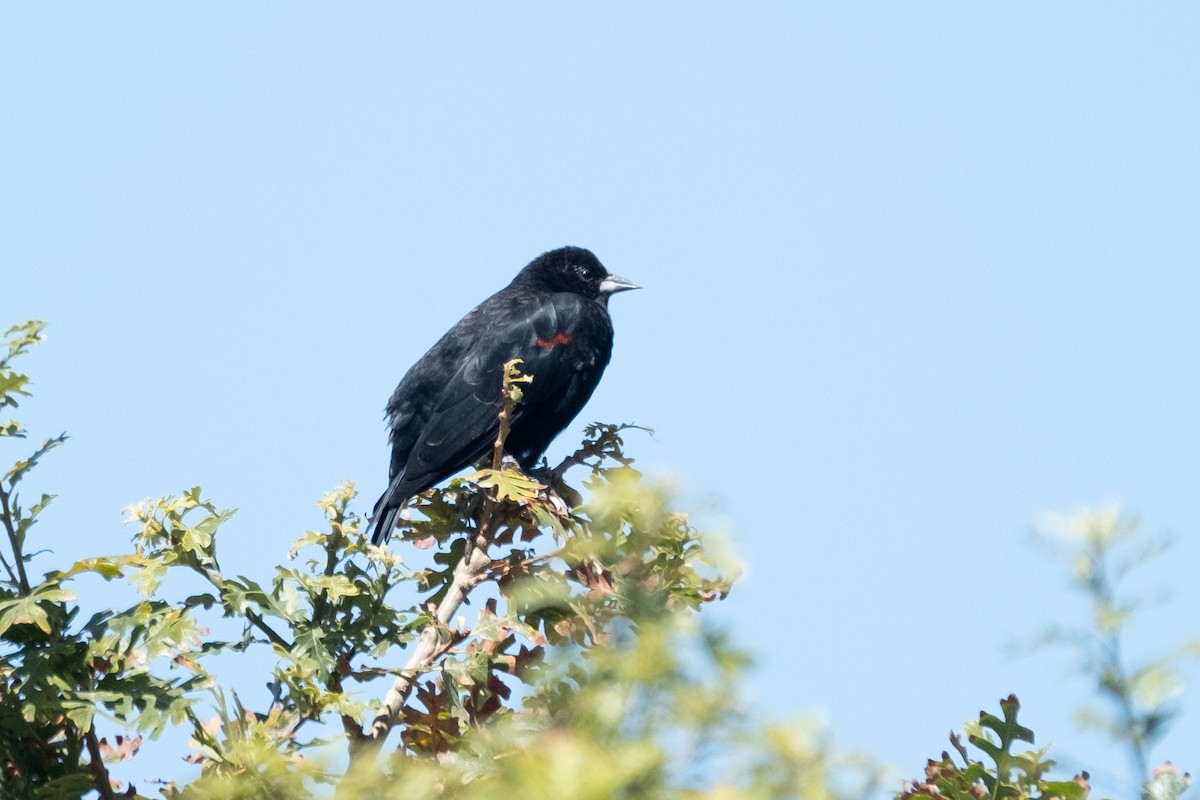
575 264 593 280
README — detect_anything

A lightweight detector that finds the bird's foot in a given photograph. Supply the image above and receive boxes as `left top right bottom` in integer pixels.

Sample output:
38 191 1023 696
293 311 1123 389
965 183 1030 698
524 466 581 515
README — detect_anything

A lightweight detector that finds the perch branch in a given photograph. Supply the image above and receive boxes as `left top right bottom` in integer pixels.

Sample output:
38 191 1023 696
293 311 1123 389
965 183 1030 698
365 359 528 745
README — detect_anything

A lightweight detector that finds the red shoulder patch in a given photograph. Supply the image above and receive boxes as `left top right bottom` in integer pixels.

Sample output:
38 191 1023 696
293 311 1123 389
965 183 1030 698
535 331 573 349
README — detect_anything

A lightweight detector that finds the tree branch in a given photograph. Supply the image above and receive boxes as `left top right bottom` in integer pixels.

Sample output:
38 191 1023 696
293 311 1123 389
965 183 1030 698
191 565 294 651
245 608 293 651
0 542 19 587
0 482 31 593
83 725 117 800
367 534 491 742
550 422 648 478
362 359 528 749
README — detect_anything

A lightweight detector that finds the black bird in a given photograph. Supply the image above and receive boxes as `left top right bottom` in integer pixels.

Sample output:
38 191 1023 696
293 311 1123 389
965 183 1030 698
369 246 638 544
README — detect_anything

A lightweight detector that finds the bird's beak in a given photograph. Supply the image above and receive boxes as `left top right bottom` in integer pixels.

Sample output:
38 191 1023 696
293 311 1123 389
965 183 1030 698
599 274 640 295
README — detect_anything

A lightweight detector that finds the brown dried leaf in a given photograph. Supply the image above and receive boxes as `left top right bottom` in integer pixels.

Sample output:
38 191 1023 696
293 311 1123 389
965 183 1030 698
98 735 143 763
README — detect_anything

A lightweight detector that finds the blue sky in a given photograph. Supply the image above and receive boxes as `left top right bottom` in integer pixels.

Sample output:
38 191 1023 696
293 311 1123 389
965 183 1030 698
3 4 1198 796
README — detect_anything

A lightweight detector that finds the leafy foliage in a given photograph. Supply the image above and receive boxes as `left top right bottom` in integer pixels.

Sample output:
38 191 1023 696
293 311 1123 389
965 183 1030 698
0 320 876 800
1031 508 1200 783
2 320 1192 799
1144 764 1192 800
901 695 1195 800
901 696 1085 800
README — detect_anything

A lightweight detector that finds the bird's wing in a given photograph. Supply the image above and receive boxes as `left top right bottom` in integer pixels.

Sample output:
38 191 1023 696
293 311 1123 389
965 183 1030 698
395 293 595 490
383 301 487 480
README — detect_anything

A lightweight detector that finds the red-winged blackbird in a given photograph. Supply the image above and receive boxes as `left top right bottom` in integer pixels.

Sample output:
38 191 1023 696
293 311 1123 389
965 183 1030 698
369 246 638 544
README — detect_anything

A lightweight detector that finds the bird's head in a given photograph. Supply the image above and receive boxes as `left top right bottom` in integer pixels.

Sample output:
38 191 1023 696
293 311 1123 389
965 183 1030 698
518 246 639 302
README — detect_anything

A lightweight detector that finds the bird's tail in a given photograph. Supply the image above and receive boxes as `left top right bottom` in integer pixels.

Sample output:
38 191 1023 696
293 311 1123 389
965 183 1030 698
368 489 402 545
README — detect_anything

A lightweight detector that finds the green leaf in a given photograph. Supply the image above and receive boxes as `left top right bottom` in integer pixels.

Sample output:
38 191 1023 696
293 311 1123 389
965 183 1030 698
45 555 127 582
220 576 272 615
979 694 1035 749
306 573 360 602
0 584 75 635
1041 781 1087 800
27 773 94 800
2 320 48 363
0 370 31 408
60 698 97 731
130 557 169 598
467 467 546 503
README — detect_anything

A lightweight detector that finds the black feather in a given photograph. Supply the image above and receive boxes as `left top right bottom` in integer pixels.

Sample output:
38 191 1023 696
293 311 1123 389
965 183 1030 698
369 246 637 544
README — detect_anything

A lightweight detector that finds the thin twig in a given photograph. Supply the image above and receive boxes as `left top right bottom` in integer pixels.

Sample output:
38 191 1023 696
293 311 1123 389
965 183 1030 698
550 423 648 478
520 547 564 568
551 438 607 478
0 543 19 586
244 609 293 651
191 564 293 651
1092 554 1150 780
0 483 31 593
